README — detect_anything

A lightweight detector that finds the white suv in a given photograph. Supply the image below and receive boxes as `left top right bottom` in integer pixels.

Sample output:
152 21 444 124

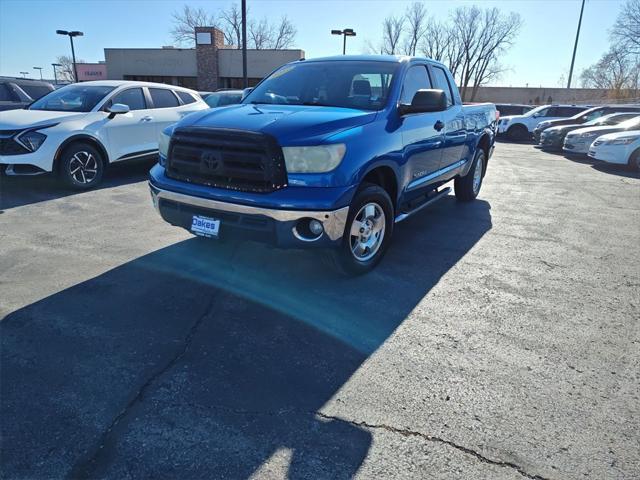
497 104 588 141
0 80 208 188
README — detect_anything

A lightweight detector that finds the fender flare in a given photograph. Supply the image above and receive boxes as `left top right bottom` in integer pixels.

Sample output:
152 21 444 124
53 134 110 172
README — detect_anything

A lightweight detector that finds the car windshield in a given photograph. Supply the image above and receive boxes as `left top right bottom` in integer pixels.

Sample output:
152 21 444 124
205 92 242 108
524 105 549 117
619 116 640 129
243 61 398 111
29 85 115 112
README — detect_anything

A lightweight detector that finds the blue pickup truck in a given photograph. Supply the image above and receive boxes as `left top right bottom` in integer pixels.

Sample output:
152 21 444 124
149 55 497 274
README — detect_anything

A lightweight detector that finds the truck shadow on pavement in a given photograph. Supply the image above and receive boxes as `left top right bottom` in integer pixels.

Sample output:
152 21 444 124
1 197 492 479
0 159 156 211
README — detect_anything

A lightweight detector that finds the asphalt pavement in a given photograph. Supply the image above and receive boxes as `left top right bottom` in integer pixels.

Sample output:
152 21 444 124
1 143 638 479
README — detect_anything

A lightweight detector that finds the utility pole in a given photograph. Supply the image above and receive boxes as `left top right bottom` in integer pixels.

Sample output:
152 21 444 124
567 0 586 89
241 0 247 88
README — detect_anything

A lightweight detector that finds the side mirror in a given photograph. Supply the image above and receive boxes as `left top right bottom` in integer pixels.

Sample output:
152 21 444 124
398 89 447 116
241 87 253 100
107 103 130 119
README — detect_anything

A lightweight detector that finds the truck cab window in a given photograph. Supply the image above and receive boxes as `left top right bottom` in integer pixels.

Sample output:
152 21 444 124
431 67 454 107
400 65 431 104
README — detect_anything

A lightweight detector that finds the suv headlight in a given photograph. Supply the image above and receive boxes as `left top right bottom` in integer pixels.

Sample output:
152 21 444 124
15 122 59 152
283 144 346 173
606 135 640 145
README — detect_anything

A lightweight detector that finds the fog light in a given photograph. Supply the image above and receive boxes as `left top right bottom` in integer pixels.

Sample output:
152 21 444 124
309 219 324 235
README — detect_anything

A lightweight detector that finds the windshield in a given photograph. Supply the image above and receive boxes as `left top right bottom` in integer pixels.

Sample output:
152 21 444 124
205 92 242 108
243 61 398 111
523 105 549 117
29 85 115 112
619 116 640 129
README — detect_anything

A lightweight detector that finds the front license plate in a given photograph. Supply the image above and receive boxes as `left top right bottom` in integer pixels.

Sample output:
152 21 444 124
191 215 220 238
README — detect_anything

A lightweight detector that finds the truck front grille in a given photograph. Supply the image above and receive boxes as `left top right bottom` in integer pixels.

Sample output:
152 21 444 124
165 127 288 193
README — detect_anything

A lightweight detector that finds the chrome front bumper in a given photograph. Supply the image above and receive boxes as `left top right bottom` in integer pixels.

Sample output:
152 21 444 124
149 182 349 242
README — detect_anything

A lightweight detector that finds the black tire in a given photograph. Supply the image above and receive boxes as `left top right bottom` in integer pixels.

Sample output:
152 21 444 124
454 149 485 202
507 124 529 142
58 142 105 190
330 183 394 276
628 149 640 172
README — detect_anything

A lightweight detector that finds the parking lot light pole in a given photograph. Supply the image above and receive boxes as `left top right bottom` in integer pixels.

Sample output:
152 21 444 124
51 63 61 85
331 28 356 55
56 29 84 83
33 67 43 80
567 0 585 89
19 71 29 78
241 0 247 88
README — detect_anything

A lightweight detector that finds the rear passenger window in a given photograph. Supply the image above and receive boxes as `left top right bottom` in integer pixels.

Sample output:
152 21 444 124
400 65 431 104
0 83 14 101
176 91 196 105
110 88 147 110
431 66 454 107
149 88 179 108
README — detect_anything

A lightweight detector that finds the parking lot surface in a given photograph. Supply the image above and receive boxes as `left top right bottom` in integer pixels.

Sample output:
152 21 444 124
1 143 639 479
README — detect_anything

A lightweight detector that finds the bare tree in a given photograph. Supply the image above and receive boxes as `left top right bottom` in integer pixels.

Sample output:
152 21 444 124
381 14 405 55
55 55 84 82
220 3 243 48
171 5 217 47
611 0 640 55
403 2 427 56
581 47 640 97
249 17 273 50
272 16 297 49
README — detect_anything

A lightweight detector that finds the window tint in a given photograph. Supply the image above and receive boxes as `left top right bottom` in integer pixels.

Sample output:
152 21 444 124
431 66 453 107
19 84 52 100
218 93 242 106
0 83 14 101
400 65 431 104
149 88 179 108
110 88 146 110
176 91 196 104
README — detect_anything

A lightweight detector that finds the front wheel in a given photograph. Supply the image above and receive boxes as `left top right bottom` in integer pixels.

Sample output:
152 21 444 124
507 124 529 142
454 149 485 202
330 183 394 276
628 150 640 172
58 142 105 190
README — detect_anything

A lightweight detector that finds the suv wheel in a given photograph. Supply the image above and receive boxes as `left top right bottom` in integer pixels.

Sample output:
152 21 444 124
507 124 529 142
628 150 640 172
58 142 105 190
330 183 394 275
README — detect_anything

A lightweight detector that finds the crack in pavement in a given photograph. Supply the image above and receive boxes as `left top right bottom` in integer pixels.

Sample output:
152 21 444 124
315 413 552 480
65 293 220 479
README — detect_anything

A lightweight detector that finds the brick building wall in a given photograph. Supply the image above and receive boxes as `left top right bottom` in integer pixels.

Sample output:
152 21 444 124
195 27 225 91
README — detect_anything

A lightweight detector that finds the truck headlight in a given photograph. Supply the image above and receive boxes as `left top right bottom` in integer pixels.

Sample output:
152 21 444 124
158 130 171 166
282 144 346 173
606 135 640 145
16 131 47 152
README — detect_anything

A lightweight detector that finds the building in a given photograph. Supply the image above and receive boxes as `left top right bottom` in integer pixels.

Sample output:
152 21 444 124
104 27 304 91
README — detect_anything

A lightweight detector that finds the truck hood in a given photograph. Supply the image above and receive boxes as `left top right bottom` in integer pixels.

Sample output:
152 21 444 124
0 109 87 130
178 104 378 144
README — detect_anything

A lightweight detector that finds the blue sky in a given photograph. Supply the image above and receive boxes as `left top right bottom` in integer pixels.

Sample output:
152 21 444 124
0 0 623 87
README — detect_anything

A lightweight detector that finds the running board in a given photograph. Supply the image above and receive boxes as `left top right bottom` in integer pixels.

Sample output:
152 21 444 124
395 187 451 223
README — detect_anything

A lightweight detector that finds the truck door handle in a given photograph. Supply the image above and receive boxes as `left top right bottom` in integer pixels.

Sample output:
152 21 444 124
434 120 445 131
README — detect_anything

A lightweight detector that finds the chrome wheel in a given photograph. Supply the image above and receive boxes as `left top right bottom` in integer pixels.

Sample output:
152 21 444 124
68 151 98 184
473 155 484 195
349 202 386 262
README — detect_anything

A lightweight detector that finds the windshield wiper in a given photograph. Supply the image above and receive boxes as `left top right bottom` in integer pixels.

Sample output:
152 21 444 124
299 102 333 107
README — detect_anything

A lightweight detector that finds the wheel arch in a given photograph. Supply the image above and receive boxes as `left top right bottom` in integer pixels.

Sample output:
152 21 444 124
53 134 109 173
360 163 400 209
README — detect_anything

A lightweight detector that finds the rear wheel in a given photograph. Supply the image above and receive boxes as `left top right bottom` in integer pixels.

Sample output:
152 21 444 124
628 150 640 172
507 124 529 142
330 183 394 275
454 149 485 202
58 142 105 190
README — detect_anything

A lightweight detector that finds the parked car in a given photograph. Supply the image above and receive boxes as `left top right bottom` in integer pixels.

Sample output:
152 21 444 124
563 116 640 155
533 104 640 142
149 55 497 274
0 80 208 188
538 112 639 150
588 130 640 171
498 104 589 141
0 77 55 111
203 89 243 108
495 104 533 116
